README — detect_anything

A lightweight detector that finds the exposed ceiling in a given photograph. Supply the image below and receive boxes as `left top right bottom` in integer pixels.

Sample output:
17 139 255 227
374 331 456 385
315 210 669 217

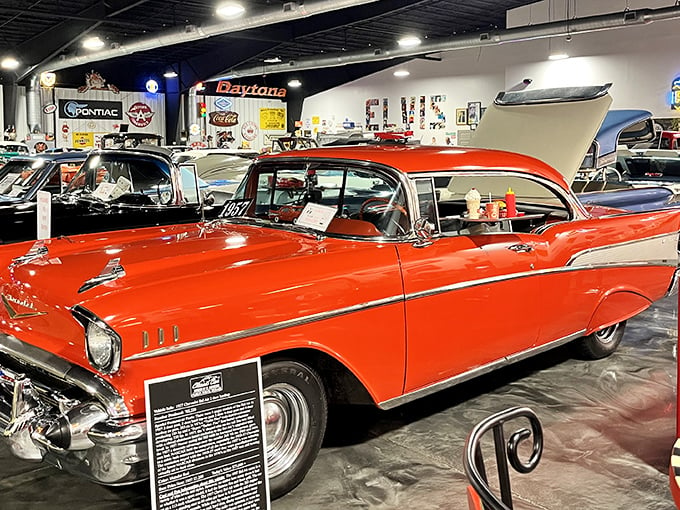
0 0 538 96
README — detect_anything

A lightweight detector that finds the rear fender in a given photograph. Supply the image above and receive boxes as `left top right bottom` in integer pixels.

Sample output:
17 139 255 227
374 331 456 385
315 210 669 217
586 289 651 334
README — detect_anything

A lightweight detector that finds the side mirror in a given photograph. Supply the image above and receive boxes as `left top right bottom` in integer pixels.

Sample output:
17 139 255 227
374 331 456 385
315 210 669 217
413 217 434 248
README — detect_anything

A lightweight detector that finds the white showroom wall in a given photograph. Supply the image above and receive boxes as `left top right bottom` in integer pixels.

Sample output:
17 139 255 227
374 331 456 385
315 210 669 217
301 0 680 144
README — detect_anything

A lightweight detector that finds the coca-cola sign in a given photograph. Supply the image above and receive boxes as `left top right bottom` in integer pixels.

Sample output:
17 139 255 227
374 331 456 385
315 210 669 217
126 102 154 127
209 111 239 127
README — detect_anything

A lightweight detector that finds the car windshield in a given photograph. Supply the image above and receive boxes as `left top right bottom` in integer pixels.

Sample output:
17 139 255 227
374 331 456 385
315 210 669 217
0 144 29 154
65 153 173 204
231 160 408 237
195 155 252 183
0 159 47 197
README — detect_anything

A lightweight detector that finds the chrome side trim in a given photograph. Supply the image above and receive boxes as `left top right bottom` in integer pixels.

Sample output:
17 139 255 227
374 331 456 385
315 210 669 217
378 330 586 410
0 333 129 418
125 294 405 361
405 260 676 302
125 259 675 361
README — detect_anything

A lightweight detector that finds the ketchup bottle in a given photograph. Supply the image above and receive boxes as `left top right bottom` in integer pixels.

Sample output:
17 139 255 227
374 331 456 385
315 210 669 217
505 187 516 217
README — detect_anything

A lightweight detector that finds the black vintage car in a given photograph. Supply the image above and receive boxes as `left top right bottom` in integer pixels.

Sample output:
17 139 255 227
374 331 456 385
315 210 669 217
0 151 88 203
0 146 227 245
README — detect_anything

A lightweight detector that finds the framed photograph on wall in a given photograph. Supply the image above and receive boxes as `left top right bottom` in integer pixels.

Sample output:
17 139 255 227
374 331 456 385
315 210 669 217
456 108 467 126
467 101 482 125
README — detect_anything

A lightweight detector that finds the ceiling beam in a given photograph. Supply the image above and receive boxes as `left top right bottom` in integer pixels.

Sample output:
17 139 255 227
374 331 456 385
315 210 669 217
23 0 381 81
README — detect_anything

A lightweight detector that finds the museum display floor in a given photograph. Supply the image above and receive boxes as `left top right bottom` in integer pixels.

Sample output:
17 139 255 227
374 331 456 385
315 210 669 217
1 295 677 509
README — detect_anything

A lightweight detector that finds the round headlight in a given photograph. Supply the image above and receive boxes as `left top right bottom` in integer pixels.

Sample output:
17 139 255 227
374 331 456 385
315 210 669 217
72 306 122 374
87 321 114 368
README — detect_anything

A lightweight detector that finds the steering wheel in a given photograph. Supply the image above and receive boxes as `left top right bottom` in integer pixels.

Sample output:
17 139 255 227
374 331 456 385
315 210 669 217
358 197 409 235
358 197 408 220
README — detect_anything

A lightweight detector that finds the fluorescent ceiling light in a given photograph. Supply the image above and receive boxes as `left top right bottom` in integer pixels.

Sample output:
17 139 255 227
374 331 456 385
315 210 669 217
216 2 245 18
393 70 410 77
1 57 19 70
398 36 421 48
264 57 282 63
163 70 178 78
82 36 105 50
288 79 302 88
549 53 569 60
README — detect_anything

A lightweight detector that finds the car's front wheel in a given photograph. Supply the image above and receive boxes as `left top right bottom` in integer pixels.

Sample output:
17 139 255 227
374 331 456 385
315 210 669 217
262 360 327 499
575 321 626 359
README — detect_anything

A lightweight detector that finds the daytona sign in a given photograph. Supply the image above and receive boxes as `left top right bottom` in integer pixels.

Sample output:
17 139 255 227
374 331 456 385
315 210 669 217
58 99 122 120
215 81 287 98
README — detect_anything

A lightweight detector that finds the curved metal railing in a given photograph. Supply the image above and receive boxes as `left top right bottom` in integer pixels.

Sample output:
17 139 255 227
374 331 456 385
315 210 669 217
463 406 543 510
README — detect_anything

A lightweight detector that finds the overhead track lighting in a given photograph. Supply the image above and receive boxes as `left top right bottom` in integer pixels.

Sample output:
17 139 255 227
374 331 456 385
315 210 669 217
82 36 105 50
398 36 421 48
216 2 246 18
1 57 20 70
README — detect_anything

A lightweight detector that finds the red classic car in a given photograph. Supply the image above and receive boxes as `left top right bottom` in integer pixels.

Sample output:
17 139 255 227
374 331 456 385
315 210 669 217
1 85 679 499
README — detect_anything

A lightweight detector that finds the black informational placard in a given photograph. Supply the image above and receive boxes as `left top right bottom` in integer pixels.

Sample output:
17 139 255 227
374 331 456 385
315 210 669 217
145 359 270 510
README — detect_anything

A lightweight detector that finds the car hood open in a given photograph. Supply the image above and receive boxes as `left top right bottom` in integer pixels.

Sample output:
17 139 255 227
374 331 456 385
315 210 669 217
471 84 613 184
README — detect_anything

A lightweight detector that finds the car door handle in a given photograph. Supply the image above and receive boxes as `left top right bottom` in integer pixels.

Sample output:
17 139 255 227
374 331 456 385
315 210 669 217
507 243 533 253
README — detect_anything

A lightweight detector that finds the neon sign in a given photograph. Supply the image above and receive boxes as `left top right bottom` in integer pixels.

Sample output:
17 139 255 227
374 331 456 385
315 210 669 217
672 77 680 111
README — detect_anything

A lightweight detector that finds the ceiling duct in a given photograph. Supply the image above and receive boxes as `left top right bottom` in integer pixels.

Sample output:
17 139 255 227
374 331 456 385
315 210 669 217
25 0 379 78
209 5 680 81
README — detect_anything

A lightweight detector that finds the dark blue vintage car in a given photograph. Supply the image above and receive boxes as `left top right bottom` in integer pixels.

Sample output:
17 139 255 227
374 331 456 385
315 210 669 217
573 109 680 212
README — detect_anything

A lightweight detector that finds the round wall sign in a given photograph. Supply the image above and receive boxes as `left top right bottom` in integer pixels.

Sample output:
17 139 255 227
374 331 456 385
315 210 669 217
241 121 258 141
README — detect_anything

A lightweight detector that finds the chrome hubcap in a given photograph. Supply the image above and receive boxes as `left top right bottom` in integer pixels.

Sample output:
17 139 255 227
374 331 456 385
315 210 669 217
595 324 618 345
263 383 310 478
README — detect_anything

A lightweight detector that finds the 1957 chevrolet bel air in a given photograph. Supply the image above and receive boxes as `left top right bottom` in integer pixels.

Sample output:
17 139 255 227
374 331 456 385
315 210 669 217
0 85 679 499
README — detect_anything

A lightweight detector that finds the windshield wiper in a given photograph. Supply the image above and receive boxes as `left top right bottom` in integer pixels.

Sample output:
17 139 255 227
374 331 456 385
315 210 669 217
213 216 327 240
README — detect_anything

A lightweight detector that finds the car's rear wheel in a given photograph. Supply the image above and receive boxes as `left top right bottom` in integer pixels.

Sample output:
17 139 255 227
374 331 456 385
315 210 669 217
575 321 626 359
262 360 327 499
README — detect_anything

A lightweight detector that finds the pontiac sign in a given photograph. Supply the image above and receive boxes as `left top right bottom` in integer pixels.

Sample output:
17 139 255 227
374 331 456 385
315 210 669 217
215 81 286 98
59 99 122 120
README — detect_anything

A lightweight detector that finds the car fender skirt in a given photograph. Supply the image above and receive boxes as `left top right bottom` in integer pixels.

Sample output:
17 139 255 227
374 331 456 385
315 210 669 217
586 291 651 334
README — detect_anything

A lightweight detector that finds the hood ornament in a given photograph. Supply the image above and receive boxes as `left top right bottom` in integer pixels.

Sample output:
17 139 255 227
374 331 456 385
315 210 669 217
78 258 126 293
1 294 47 320
11 241 48 266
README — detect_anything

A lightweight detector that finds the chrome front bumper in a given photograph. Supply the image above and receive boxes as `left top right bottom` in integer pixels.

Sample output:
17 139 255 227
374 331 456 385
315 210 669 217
0 332 149 485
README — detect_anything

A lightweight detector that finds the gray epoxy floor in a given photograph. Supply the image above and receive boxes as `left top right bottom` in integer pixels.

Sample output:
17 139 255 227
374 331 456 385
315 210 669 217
1 296 677 509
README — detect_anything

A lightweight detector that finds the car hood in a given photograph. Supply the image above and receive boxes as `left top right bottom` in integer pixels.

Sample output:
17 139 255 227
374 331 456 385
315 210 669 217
0 221 375 368
471 84 613 184
6 222 320 303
